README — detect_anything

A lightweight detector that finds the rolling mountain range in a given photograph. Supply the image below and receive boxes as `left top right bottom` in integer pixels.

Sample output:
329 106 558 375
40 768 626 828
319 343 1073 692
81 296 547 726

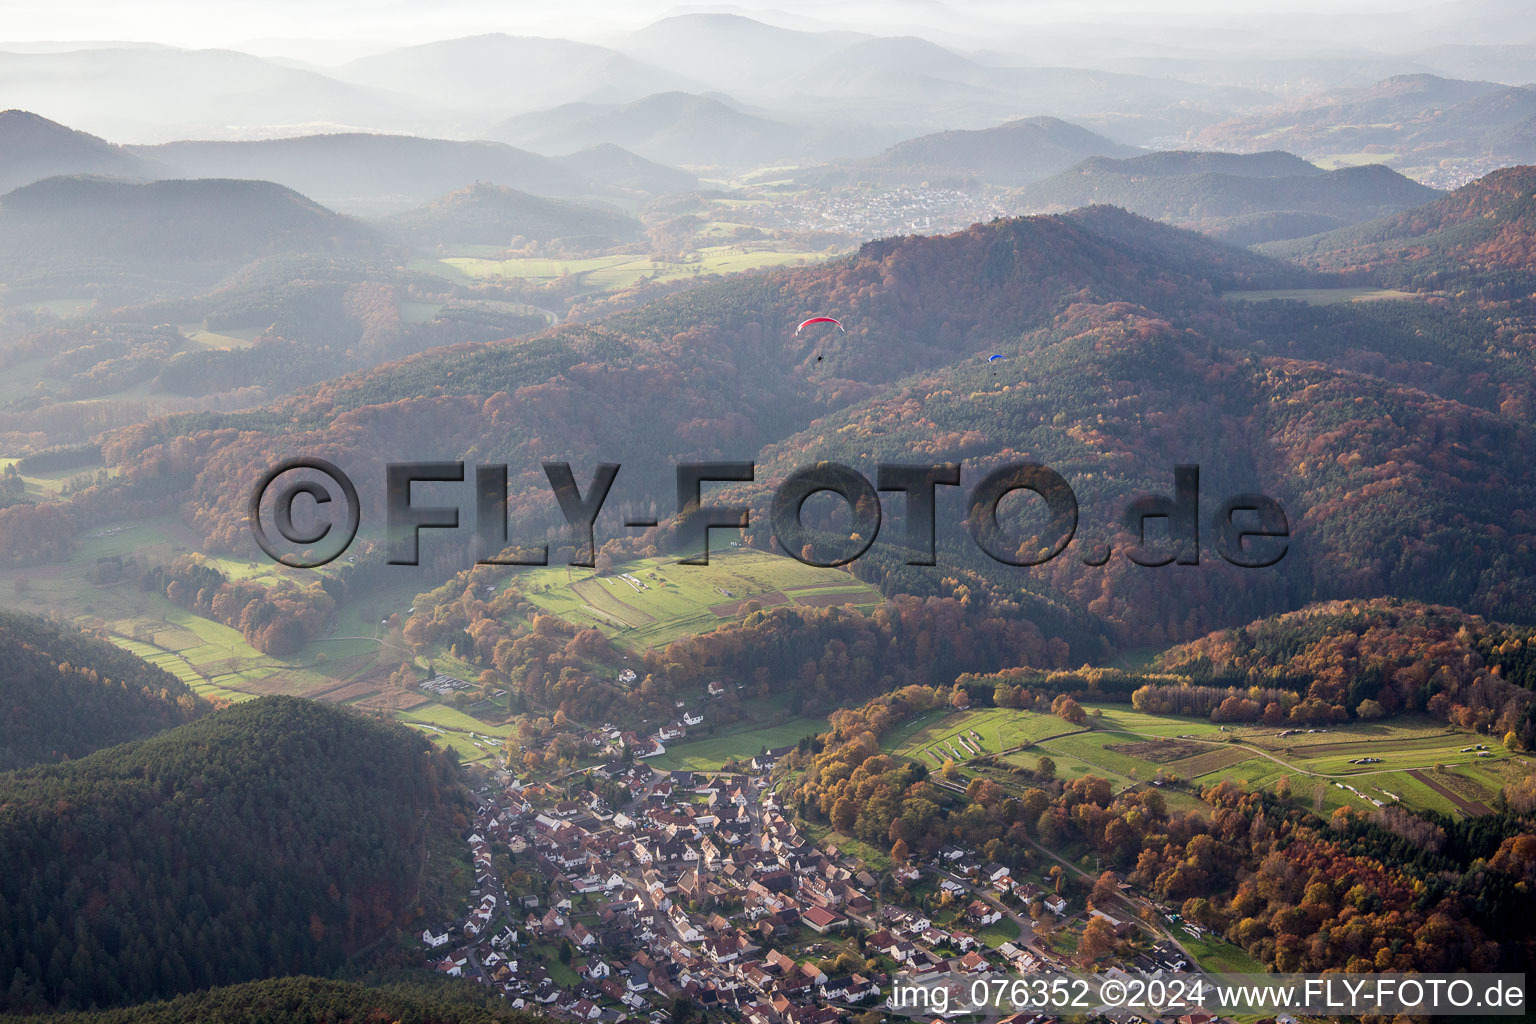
1263 164 1536 292
1012 152 1443 244
0 175 383 292
0 110 158 194
0 12 1532 183
6 5 1536 1016
618 12 869 96
129 134 601 214
1195 73 1536 169
0 109 699 222
612 15 1276 142
43 169 1533 662
377 183 643 251
812 115 1137 187
554 142 698 195
485 91 832 168
332 33 700 114
0 46 439 143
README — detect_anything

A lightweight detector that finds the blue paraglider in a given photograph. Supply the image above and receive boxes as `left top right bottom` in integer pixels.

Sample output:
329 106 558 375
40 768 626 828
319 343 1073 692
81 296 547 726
988 354 1004 362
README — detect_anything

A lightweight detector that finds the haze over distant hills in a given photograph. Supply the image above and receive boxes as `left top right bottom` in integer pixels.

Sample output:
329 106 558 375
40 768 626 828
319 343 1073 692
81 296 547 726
1262 164 1536 291
377 183 643 251
813 116 1137 187
0 46 440 142
1196 73 1536 172
554 142 698 194
0 110 159 194
618 12 869 94
132 133 601 213
487 91 808 167
1012 152 1442 244
333 34 701 114
0 175 382 289
0 11 1531 188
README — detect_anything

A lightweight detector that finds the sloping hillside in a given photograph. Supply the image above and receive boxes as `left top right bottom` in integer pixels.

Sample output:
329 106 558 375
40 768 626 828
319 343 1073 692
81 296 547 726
823 116 1137 187
0 697 468 1011
1014 154 1441 243
0 110 158 194
0 977 553 1024
0 175 382 291
486 91 802 167
1262 165 1536 292
135 134 592 213
0 609 204 769
554 143 697 195
377 183 642 251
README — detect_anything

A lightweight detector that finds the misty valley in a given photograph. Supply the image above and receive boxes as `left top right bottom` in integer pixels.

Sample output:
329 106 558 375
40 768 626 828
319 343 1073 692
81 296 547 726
0 4 1535 1022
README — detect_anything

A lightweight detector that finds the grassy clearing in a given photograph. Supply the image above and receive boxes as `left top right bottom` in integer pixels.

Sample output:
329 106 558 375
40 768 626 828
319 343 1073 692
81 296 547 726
0 456 116 498
800 821 891 872
972 705 1527 819
885 708 1081 763
1222 287 1418 305
0 515 402 704
1180 933 1268 974
181 325 263 349
431 246 824 295
398 301 444 324
650 715 829 771
978 920 1021 948
510 548 880 651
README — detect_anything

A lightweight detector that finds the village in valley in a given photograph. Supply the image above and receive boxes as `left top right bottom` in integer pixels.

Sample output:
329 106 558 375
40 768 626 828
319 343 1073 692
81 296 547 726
417 688 1214 1024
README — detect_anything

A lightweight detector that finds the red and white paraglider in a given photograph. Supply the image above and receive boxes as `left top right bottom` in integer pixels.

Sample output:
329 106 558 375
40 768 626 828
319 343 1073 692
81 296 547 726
795 316 844 334
796 316 844 365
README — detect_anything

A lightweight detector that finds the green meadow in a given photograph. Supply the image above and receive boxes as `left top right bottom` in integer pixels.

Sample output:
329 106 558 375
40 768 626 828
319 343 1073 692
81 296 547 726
509 548 881 651
894 704 1527 819
429 246 824 294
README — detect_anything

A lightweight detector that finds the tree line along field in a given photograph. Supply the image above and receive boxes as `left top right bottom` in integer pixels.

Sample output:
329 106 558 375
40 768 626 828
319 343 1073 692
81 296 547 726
902 704 1532 819
0 514 426 709
506 548 882 651
0 454 118 498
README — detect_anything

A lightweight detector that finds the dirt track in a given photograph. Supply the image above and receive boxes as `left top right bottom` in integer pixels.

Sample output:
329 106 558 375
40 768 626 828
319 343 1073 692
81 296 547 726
1408 769 1492 815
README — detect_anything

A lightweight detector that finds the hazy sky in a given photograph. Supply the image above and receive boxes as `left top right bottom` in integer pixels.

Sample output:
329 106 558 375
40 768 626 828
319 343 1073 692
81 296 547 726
0 0 1438 59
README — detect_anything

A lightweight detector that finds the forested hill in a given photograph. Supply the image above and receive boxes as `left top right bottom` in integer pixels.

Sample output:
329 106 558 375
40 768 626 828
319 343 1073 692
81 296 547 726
0 977 553 1024
1261 165 1536 294
834 115 1138 186
1158 598 1536 745
0 697 470 1012
76 206 1310 584
41 201 1536 654
736 299 1536 643
378 182 642 251
0 175 384 290
0 609 204 770
0 110 159 194
1013 155 1440 244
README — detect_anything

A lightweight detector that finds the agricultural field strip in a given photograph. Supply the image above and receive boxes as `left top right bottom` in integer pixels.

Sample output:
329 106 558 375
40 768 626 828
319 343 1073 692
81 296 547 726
1084 720 1506 783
